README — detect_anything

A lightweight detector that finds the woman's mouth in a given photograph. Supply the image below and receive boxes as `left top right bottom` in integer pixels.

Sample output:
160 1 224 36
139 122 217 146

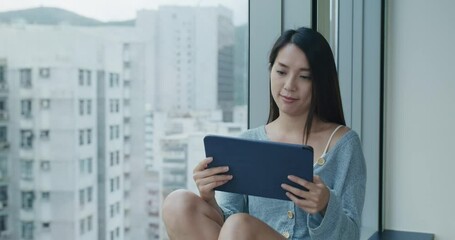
280 94 298 103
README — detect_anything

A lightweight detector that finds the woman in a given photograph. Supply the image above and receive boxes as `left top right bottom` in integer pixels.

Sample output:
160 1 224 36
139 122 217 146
162 27 366 240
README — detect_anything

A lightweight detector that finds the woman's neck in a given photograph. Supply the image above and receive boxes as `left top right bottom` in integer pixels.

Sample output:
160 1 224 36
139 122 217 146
267 114 323 144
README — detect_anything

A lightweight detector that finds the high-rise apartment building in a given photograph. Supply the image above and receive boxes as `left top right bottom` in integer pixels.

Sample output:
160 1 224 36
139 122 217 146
150 6 235 122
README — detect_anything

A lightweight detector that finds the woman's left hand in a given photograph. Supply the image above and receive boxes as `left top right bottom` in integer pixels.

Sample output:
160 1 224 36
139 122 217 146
281 175 330 215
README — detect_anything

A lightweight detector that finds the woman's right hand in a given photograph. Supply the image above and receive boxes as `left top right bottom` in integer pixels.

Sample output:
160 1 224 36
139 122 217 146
193 157 232 203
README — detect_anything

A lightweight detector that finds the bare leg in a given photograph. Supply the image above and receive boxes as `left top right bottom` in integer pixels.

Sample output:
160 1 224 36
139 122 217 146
218 213 286 240
162 189 224 240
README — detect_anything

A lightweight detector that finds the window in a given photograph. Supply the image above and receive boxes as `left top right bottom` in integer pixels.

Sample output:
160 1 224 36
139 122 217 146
21 191 35 210
41 161 50 171
79 159 85 174
79 189 85 207
21 160 33 180
110 178 114 192
87 99 92 115
0 126 6 142
42 192 50 201
39 68 50 78
87 158 92 174
87 129 92 144
80 218 85 235
21 221 34 240
20 68 32 88
40 130 50 140
86 70 91 86
78 69 84 86
79 100 84 115
21 99 32 118
20 130 33 149
41 99 50 109
110 204 114 218
87 215 93 231
0 2 248 240
0 65 4 85
42 222 51 231
87 186 92 203
79 130 84 145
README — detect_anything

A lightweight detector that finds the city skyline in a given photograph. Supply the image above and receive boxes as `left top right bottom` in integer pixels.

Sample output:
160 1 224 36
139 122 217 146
0 0 248 25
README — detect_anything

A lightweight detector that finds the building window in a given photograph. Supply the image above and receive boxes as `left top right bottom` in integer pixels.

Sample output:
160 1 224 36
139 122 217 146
115 151 120 165
115 176 120 190
86 70 91 86
80 218 85 235
21 221 34 240
42 192 50 202
0 126 6 143
110 204 114 218
115 226 120 237
110 152 114 166
79 189 85 207
87 129 92 144
21 160 33 180
41 99 50 109
39 68 50 78
87 99 92 115
79 159 85 174
115 202 120 214
0 65 4 85
20 130 33 149
21 191 35 211
87 215 93 231
20 68 32 88
40 161 50 171
79 69 84 86
115 99 120 112
42 222 51 231
21 99 32 118
87 158 92 174
40 130 50 141
109 126 114 140
79 130 84 145
79 100 84 115
87 186 92 203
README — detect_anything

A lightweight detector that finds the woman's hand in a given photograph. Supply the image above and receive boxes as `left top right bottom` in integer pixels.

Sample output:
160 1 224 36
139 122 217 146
281 175 330 215
193 157 233 203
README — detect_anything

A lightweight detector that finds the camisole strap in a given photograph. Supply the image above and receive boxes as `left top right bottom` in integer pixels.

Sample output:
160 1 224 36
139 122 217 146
321 125 344 155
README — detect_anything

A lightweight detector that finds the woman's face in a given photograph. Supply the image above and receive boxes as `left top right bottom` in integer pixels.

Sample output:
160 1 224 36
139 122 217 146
270 43 312 118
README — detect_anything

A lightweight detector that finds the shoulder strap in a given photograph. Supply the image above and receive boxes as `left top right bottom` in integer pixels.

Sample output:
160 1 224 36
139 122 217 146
322 125 344 155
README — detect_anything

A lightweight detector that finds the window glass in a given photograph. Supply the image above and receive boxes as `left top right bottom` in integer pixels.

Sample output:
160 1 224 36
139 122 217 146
0 1 247 239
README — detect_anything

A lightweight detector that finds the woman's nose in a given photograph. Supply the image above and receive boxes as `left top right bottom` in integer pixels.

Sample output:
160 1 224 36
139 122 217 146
283 76 296 91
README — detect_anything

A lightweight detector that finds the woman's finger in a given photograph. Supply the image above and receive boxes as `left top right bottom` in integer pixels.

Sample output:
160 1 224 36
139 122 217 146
193 157 213 173
193 166 229 181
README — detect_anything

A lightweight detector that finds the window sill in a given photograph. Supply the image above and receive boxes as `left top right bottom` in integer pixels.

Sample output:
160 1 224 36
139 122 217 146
369 230 434 240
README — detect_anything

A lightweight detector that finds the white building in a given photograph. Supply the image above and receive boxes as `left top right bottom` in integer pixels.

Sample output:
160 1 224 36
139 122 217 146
0 24 127 240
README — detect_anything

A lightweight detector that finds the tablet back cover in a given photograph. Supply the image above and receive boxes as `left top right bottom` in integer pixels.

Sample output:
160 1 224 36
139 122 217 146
204 135 313 201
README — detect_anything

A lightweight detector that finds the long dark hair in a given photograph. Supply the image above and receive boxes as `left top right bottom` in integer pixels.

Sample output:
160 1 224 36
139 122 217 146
267 27 345 144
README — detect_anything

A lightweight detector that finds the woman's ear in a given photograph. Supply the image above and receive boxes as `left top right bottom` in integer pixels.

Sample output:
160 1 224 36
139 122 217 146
268 62 272 71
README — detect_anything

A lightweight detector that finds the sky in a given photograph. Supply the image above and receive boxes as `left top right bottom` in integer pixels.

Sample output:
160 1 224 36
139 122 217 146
0 0 248 25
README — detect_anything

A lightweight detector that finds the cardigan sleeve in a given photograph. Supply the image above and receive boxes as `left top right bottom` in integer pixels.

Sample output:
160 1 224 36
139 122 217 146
307 132 367 240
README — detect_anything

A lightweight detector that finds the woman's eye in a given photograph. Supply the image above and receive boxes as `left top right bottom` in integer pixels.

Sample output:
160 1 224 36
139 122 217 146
276 70 286 75
300 75 311 80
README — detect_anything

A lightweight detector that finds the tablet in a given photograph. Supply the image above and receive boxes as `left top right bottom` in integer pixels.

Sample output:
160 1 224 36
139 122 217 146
203 135 313 201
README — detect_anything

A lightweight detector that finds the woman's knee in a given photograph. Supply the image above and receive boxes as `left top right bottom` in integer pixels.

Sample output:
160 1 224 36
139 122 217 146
162 190 199 222
220 213 256 237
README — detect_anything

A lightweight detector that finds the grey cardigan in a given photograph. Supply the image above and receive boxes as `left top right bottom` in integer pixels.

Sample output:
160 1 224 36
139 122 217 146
217 126 366 240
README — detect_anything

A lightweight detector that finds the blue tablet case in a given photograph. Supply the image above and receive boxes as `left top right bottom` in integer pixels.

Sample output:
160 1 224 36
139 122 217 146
204 135 313 201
